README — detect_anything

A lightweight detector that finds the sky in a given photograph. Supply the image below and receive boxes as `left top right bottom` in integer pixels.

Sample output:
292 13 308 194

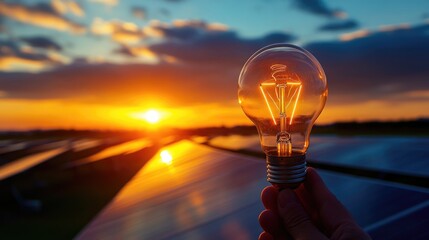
0 0 428 130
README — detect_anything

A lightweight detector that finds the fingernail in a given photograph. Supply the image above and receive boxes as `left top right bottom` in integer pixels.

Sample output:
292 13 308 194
278 189 294 208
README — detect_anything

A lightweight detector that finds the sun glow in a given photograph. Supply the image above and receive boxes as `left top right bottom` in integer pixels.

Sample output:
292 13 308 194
133 109 161 124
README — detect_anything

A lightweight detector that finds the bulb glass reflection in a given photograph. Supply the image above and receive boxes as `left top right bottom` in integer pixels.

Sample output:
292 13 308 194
238 44 327 187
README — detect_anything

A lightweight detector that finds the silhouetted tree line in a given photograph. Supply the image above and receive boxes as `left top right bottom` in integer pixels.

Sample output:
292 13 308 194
1 118 428 138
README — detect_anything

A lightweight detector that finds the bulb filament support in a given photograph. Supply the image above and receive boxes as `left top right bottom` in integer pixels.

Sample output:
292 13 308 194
260 64 302 156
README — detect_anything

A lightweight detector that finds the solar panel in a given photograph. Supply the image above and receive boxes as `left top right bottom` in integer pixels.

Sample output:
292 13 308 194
76 140 429 239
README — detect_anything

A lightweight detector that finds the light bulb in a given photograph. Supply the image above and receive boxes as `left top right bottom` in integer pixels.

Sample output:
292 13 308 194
238 44 328 188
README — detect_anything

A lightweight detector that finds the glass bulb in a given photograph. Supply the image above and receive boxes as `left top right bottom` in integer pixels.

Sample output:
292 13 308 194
238 44 328 188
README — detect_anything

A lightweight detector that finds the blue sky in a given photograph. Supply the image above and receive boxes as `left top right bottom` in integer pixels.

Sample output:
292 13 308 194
4 0 429 62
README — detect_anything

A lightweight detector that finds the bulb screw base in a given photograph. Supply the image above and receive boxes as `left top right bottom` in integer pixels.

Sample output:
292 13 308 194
266 154 306 189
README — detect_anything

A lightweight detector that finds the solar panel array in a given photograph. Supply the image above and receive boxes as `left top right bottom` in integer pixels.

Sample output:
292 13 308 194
77 140 429 240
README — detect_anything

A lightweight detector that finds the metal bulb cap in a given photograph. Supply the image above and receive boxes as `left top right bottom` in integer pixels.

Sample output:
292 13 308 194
266 154 306 189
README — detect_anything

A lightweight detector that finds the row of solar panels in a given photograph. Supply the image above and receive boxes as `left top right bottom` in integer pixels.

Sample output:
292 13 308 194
76 140 429 240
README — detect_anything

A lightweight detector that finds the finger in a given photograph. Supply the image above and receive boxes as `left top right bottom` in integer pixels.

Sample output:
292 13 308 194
330 221 372 240
277 188 328 239
258 231 273 240
294 181 320 225
305 168 359 235
261 186 279 211
259 209 281 235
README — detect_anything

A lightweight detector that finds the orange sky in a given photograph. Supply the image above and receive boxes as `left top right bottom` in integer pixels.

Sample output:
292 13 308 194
0 97 427 130
0 1 428 130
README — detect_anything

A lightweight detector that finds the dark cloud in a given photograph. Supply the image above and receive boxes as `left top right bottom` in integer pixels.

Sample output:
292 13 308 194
145 20 231 40
0 61 238 105
1 23 429 107
293 0 345 18
148 31 294 65
127 20 296 65
0 40 64 71
318 19 358 31
305 24 429 103
91 18 144 43
113 45 135 57
2 27 294 104
0 16 6 32
20 36 63 51
131 6 146 20
0 2 85 33
0 40 53 61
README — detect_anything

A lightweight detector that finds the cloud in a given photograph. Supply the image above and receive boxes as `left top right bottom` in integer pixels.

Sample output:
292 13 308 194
319 19 359 31
20 36 63 51
378 23 411 32
143 19 229 39
0 2 85 33
402 90 429 99
293 0 346 19
0 40 64 72
305 23 429 103
90 0 118 7
148 32 293 65
91 18 144 43
113 44 178 64
0 61 238 105
125 19 294 65
339 29 370 41
132 6 146 20
0 25 295 105
338 23 410 42
0 16 6 32
113 45 155 57
52 0 84 17
0 56 51 72
1 22 428 114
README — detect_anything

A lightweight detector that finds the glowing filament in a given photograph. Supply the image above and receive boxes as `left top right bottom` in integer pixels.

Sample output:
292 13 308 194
260 65 303 128
286 82 301 85
260 82 276 86
260 86 277 125
260 82 302 126
289 85 302 125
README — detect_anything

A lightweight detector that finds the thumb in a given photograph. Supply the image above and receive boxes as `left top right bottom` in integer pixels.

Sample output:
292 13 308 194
278 189 328 240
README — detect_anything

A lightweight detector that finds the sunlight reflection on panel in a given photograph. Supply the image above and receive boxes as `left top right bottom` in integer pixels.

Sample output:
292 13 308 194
77 140 429 240
160 150 172 165
189 136 208 144
76 140 265 239
207 135 429 177
175 191 208 230
72 139 103 152
85 138 152 163
0 141 27 154
208 135 261 151
0 147 66 181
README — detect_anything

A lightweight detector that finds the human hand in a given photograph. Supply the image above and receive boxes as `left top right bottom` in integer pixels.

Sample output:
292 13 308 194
258 167 371 240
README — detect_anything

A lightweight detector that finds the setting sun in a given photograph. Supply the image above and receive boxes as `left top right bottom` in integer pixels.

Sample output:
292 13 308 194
142 110 161 124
